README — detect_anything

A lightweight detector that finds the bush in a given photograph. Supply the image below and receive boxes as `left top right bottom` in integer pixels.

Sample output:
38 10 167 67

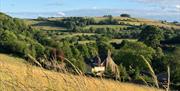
0 40 28 56
118 64 129 81
139 25 164 48
34 43 45 57
120 14 131 18
0 30 17 41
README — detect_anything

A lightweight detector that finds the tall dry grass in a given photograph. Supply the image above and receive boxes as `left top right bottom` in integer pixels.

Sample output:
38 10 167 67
166 66 170 91
0 54 163 91
140 55 159 88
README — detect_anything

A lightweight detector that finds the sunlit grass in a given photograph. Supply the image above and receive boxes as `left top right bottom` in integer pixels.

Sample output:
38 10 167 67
0 53 163 91
84 25 128 29
78 39 137 44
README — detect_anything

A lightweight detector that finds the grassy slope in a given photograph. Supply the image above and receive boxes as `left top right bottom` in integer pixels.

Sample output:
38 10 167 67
23 19 66 31
78 39 137 44
88 17 180 29
0 53 163 91
84 25 128 29
57 33 95 39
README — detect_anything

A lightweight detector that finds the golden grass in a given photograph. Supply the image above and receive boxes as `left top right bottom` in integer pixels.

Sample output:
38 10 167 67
0 53 163 91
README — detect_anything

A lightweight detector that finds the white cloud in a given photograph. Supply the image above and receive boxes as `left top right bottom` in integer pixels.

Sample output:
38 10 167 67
63 8 180 21
176 5 180 9
92 6 97 10
128 0 180 8
57 12 65 16
125 0 180 14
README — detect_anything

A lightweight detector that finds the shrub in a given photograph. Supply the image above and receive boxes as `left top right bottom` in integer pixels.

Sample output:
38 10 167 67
139 25 164 48
120 14 131 18
34 43 45 57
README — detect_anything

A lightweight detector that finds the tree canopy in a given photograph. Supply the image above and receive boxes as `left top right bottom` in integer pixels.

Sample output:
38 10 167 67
139 25 164 48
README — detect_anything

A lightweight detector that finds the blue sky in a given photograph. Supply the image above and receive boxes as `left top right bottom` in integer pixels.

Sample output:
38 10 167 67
0 0 180 21
1 0 145 12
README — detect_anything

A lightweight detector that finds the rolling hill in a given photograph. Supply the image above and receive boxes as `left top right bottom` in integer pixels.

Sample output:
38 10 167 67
1 12 179 90
24 16 180 31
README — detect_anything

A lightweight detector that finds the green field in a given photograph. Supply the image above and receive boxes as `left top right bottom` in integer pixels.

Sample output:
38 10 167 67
93 16 135 22
56 33 96 39
23 19 67 31
110 39 137 43
78 39 137 44
84 25 129 29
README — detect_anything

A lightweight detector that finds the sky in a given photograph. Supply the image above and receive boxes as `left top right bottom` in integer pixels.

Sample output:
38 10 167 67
0 0 180 21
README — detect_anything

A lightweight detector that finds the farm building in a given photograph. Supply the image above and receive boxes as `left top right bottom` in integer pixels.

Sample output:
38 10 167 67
87 50 119 79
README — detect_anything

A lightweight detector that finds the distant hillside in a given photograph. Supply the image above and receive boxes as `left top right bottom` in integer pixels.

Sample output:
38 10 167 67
24 16 180 31
0 53 163 91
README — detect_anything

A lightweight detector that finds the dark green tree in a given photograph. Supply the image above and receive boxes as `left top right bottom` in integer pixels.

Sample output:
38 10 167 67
139 25 164 48
113 41 155 79
96 37 113 61
120 14 131 18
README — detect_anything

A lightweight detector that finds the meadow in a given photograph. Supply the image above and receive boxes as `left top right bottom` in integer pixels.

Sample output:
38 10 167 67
0 53 163 91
